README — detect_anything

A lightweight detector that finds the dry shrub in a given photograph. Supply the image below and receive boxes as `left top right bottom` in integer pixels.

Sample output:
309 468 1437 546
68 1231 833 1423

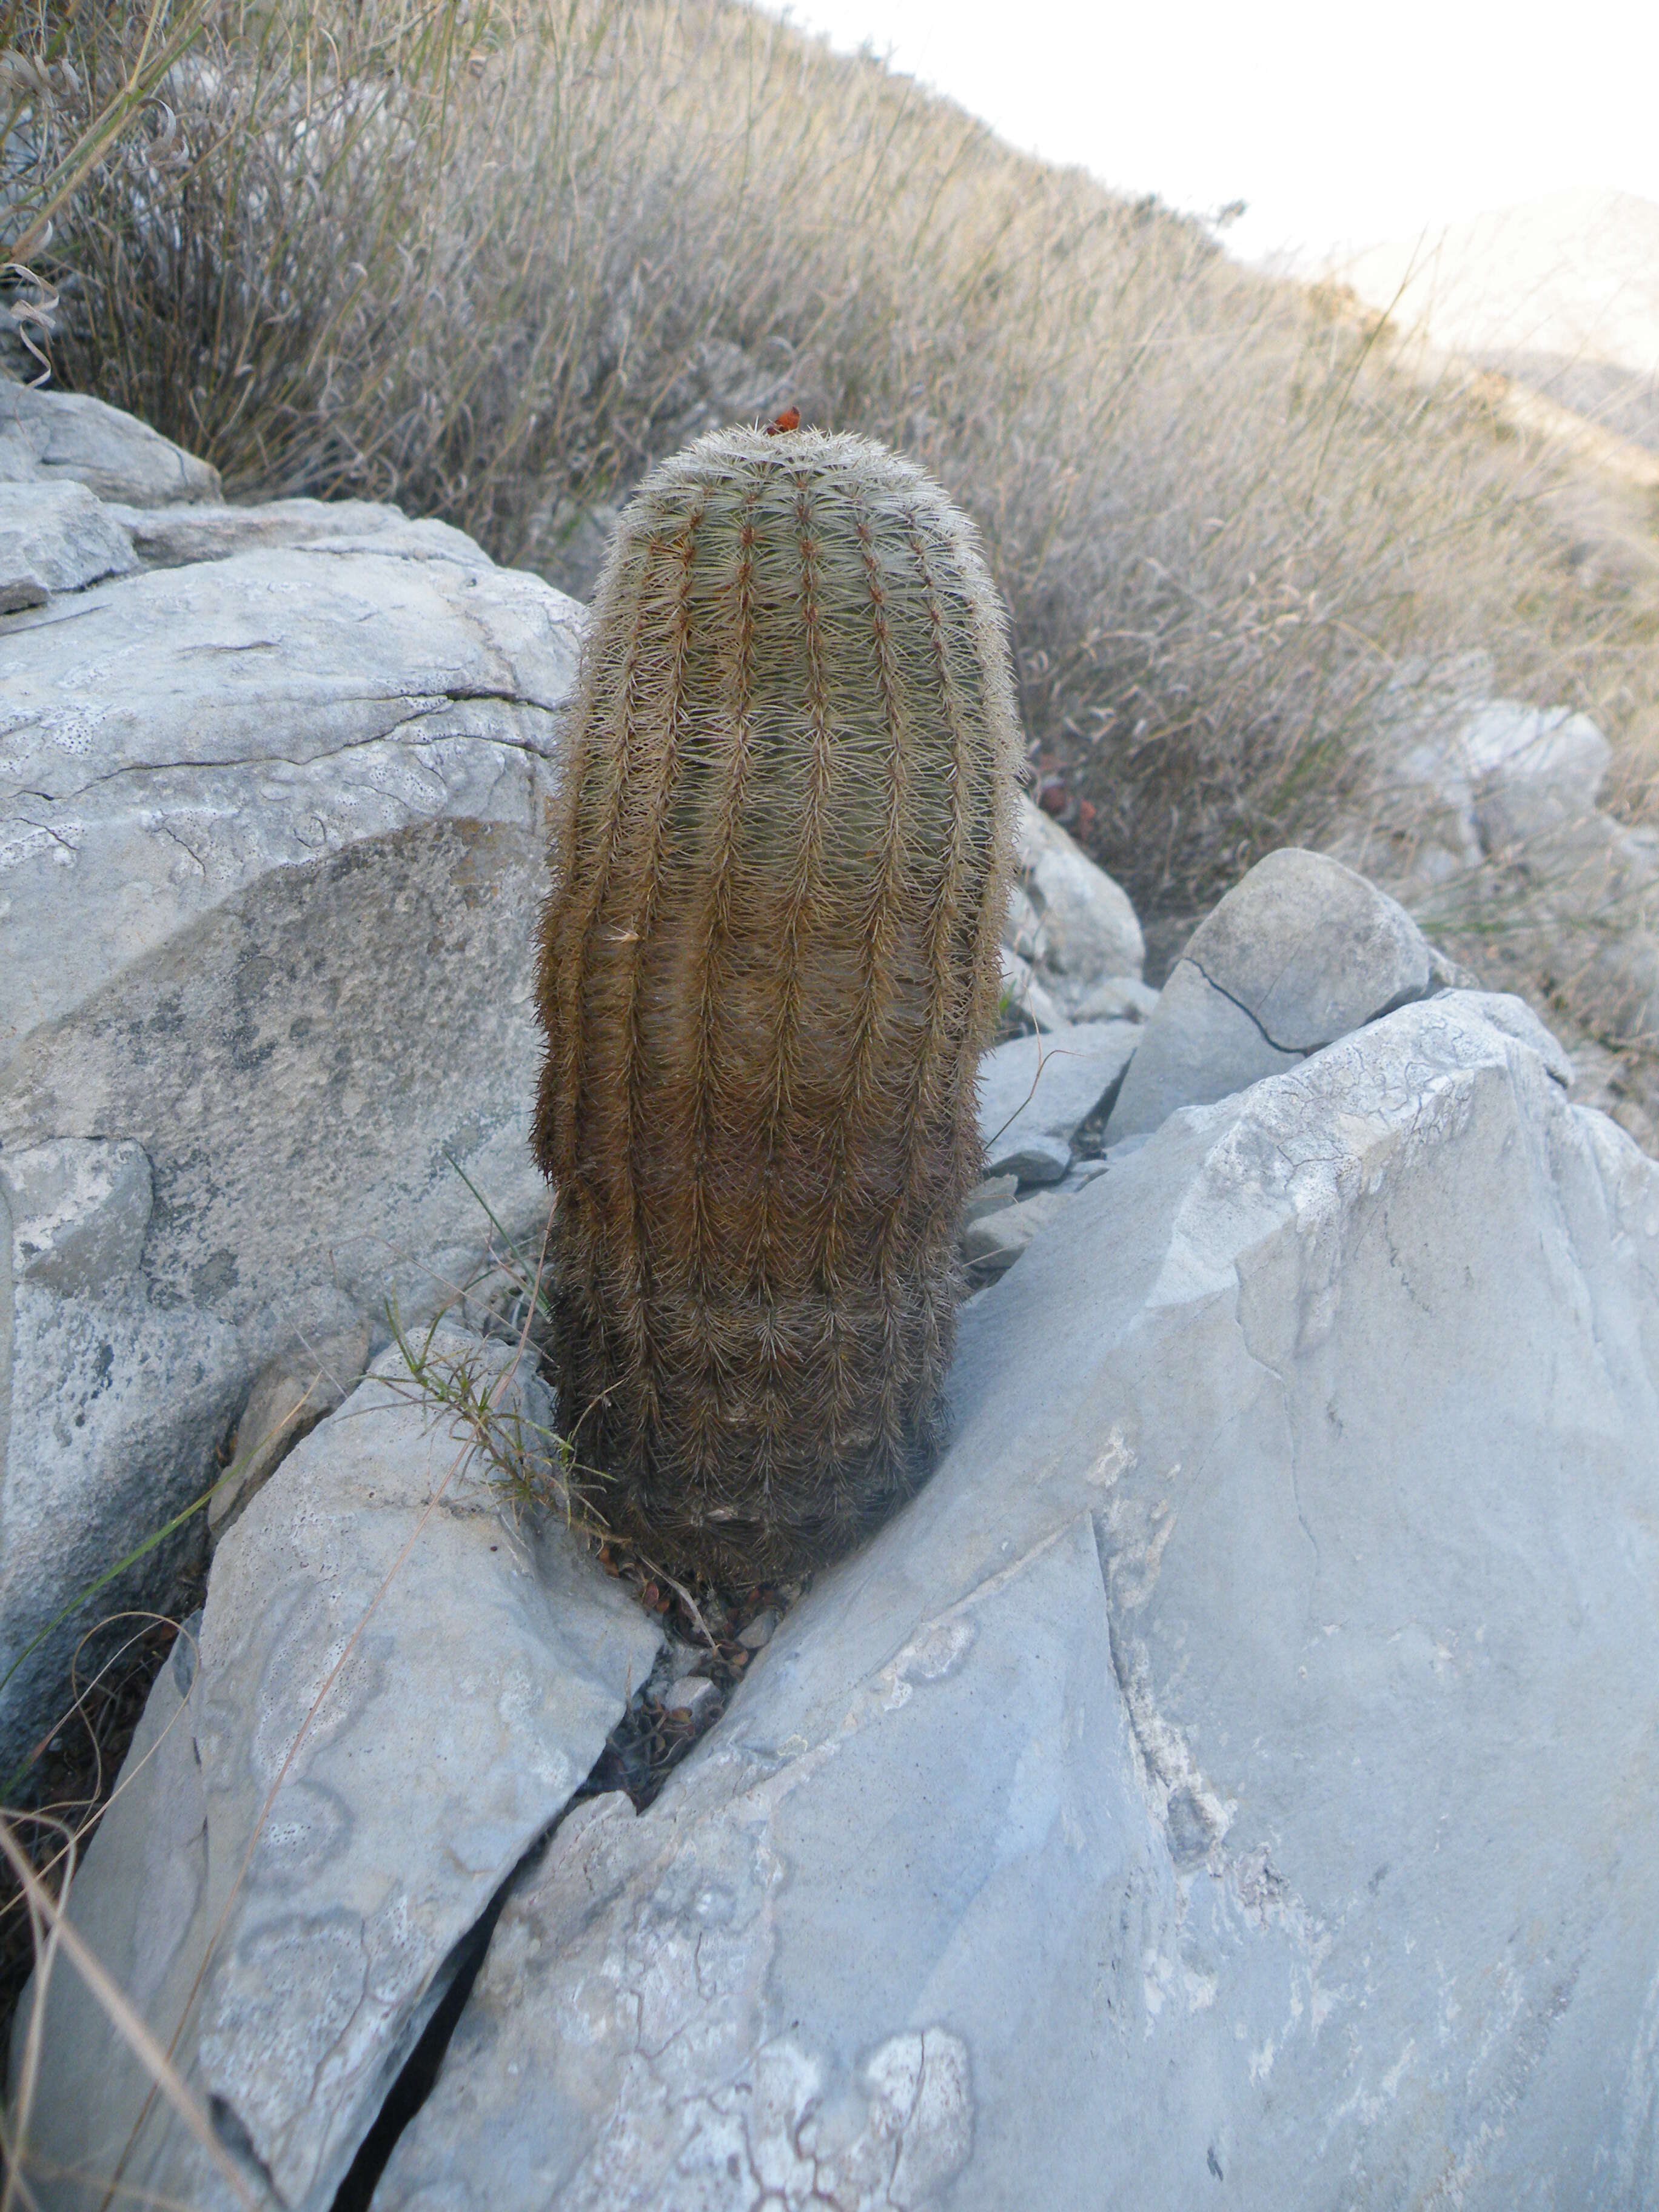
10 0 1650 932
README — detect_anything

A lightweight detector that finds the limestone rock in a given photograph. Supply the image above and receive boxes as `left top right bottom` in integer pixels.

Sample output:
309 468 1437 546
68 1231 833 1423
11 1328 662 2212
2 544 575 1049
1004 794 1144 1018
0 480 136 611
1107 847 1436 1140
996 941 1064 1034
1068 972 1160 1024
104 494 488 571
1168 846 1432 1052
1406 695 1612 817
0 379 221 505
0 1138 242 1771
960 1173 1018 1227
208 1321 374 1543
960 1183 1070 1279
1 1135 153 1295
1378 685 1615 893
6 1622 211 2204
374 993 1659 2212
976 1020 1139 1183
0 468 581 1770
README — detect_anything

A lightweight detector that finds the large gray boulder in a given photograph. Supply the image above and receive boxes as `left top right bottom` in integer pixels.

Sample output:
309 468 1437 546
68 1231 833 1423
1107 846 1441 1141
373 991 1659 2211
1364 674 1659 1063
1362 676 1639 979
11 1328 662 2212
1367 657 1613 893
1401 692 1612 830
0 456 581 1771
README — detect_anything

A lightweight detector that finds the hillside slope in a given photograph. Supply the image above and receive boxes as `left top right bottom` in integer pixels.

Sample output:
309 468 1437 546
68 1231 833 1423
10 0 1658 1126
1330 190 1659 452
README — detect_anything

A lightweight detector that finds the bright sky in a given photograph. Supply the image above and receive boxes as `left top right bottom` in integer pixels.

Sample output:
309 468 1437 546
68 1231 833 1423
760 0 1659 267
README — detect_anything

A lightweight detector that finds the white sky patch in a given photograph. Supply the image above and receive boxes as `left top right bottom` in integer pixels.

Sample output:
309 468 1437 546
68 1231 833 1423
757 0 1659 268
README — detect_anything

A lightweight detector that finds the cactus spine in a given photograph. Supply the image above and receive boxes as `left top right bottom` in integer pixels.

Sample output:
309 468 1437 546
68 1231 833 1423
534 426 1018 1580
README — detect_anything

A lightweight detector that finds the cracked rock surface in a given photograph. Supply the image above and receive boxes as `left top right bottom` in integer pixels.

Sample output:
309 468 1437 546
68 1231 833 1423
372 991 1659 2211
11 1327 662 2212
0 431 582 1770
1107 845 1441 1140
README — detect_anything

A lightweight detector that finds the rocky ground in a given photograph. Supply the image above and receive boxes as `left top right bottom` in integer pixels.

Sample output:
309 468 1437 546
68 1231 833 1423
5 383 1659 2210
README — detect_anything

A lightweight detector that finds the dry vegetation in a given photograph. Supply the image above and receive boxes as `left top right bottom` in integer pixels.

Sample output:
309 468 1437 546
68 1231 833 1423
7 0 1655 933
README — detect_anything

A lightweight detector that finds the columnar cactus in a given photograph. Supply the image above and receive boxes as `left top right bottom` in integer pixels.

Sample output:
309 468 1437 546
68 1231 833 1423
533 426 1019 1580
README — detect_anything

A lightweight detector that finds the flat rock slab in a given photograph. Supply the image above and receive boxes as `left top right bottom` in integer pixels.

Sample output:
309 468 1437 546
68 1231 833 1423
1107 846 1436 1139
104 494 489 571
12 1327 662 2212
0 379 221 504
376 994 1659 2211
977 1020 1139 1182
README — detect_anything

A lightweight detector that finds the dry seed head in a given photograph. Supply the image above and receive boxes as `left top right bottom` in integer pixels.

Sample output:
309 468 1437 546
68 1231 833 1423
535 425 1019 1580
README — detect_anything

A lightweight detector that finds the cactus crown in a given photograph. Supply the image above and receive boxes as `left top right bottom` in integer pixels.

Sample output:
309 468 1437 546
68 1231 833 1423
534 425 1019 1579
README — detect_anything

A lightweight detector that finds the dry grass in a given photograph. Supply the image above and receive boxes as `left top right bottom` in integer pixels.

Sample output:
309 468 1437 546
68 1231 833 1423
7 0 1652 936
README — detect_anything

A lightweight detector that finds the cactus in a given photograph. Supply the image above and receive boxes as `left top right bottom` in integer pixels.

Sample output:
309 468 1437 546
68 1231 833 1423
533 425 1019 1580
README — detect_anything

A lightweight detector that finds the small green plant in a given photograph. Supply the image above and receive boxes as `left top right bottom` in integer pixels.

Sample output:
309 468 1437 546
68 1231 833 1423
382 1299 571 1510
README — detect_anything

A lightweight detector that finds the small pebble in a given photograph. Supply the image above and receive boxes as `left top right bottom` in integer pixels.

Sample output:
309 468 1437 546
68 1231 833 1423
962 1175 1019 1226
962 1188 1071 1278
739 1609 780 1651
665 1676 722 1723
